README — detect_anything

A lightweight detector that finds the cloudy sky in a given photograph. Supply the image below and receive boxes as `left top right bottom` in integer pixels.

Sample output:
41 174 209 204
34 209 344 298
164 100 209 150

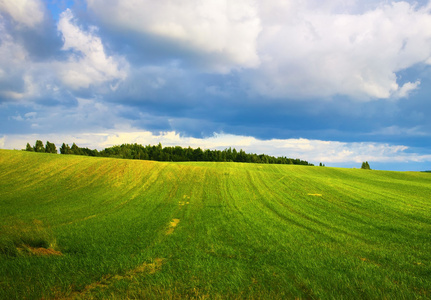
1 0 431 170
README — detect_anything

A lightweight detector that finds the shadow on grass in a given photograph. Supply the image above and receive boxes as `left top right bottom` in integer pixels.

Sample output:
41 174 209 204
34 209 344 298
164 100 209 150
0 219 60 257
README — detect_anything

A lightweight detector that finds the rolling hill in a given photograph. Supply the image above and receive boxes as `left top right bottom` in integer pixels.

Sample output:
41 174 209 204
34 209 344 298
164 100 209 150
0 149 430 299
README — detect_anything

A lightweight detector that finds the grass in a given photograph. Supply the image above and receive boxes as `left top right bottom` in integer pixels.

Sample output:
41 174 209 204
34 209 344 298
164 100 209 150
0 149 430 299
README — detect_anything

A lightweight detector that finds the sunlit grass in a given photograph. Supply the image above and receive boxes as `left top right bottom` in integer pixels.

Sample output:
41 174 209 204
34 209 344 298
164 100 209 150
0 149 430 299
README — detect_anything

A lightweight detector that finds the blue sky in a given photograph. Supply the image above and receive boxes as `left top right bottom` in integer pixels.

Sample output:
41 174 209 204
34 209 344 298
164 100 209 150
1 0 431 171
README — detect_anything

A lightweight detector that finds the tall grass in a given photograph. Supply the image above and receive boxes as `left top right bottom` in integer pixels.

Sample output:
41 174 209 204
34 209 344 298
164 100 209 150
0 150 430 299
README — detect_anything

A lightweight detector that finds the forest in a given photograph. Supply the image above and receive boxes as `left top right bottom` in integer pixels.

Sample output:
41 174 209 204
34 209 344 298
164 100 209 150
25 140 314 166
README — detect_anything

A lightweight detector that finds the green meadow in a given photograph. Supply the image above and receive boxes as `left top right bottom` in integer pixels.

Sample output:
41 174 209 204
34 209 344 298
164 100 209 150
0 149 430 299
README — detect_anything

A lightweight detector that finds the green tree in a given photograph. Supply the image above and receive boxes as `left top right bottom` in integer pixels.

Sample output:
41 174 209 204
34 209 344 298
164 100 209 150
33 140 45 153
45 141 57 154
193 147 204 161
26 143 34 152
361 161 371 170
70 143 80 155
60 143 71 154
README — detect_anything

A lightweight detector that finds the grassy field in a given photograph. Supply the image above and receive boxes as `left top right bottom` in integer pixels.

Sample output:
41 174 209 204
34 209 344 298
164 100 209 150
0 149 430 299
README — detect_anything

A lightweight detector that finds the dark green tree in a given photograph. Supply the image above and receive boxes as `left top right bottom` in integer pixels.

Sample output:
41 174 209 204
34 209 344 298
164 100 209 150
45 141 57 154
193 147 204 161
60 143 71 154
70 143 81 155
33 140 45 152
361 161 371 170
26 143 34 151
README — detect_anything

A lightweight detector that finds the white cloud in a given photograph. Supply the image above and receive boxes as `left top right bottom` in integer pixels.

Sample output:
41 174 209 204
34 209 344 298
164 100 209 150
249 1 431 100
87 0 431 99
56 9 127 90
86 0 261 73
394 80 421 98
2 1 428 102
24 111 37 119
0 7 128 102
0 0 45 28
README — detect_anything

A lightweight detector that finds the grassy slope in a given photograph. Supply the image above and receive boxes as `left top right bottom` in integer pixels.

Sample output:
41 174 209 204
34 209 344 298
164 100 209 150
0 149 430 299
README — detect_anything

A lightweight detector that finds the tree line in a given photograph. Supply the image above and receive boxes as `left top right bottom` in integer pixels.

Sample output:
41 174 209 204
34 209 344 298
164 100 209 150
24 140 314 166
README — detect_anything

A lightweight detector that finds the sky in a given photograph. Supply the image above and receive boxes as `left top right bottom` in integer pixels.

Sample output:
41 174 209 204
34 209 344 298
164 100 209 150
1 0 431 171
